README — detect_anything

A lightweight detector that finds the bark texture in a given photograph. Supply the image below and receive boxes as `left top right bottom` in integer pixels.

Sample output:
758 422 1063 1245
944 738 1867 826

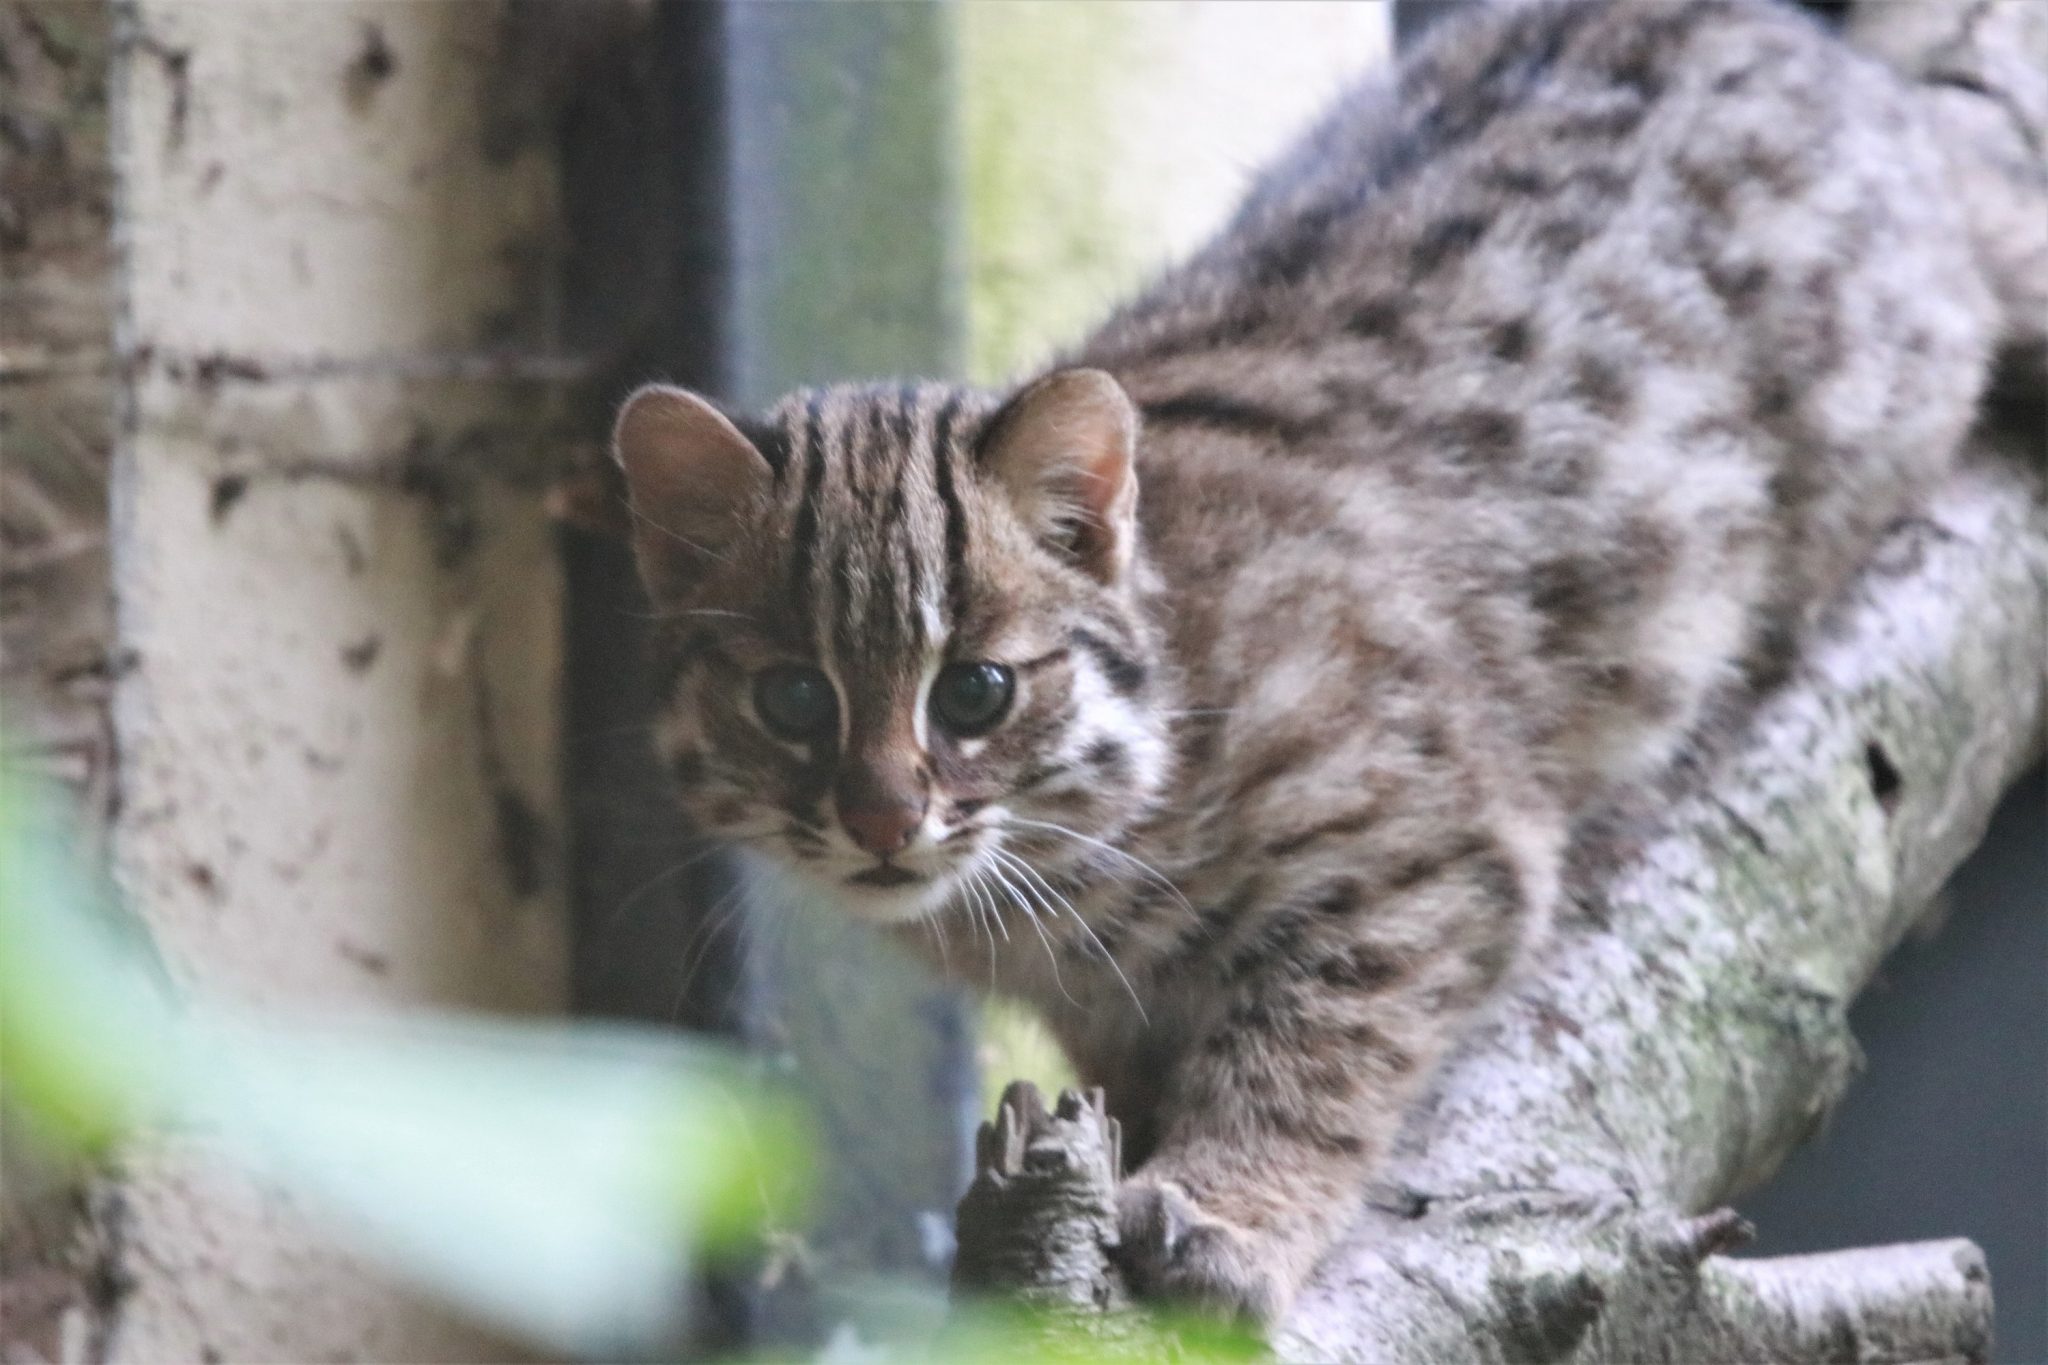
952 427 2046 1362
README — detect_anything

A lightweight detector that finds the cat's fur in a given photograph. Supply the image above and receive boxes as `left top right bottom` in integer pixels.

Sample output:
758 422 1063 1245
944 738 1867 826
611 0 2044 1320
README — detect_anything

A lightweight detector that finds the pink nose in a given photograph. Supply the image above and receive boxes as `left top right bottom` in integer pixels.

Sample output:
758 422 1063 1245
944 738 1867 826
840 800 923 858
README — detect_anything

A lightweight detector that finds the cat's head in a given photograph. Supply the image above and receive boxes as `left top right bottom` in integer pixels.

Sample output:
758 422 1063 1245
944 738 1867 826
613 369 1172 926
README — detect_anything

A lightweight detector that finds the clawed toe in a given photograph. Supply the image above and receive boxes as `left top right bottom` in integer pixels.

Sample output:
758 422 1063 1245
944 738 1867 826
1112 1179 1286 1323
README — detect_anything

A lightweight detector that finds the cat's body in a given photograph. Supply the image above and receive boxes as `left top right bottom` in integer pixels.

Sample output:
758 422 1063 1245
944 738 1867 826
612 0 2043 1320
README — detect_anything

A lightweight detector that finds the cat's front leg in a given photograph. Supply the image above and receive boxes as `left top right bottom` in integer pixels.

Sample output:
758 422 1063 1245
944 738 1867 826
1110 852 1541 1322
1110 1058 1402 1322
1114 1149 1331 1323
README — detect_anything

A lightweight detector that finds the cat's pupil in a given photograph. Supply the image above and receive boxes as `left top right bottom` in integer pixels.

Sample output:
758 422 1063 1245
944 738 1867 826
753 665 836 741
931 662 1015 737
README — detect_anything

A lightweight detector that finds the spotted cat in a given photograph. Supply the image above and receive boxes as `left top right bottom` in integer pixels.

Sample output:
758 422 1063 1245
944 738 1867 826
611 0 2043 1320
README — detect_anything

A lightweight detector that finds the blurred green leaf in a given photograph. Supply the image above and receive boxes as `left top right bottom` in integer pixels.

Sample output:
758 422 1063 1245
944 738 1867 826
765 1296 1266 1365
0 768 812 1354
932 1298 1267 1364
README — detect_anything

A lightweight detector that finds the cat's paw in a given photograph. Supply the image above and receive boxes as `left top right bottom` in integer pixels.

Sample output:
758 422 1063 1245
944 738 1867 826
1111 1177 1288 1323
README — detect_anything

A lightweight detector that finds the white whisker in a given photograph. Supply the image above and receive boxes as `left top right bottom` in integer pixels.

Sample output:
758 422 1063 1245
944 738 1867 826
993 845 1147 1023
1005 815 1198 923
625 501 732 565
595 832 773 952
669 881 747 1022
981 872 1014 943
927 896 951 973
662 607 758 622
994 847 1081 926
966 872 1002 993
988 850 1077 1008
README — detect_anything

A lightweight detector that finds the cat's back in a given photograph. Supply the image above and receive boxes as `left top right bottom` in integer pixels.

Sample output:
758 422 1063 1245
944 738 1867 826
1089 0 1991 618
1087 0 1994 797
1086 0 1984 418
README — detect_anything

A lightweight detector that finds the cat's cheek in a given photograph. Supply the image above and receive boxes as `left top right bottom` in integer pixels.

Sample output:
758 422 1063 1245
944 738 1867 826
652 707 704 774
700 795 758 834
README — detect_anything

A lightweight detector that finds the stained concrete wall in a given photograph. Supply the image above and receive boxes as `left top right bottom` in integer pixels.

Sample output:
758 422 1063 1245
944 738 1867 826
98 3 570 1358
2 5 123 1354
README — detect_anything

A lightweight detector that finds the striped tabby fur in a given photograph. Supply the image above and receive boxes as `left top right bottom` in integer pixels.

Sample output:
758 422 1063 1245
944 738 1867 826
613 0 2042 1320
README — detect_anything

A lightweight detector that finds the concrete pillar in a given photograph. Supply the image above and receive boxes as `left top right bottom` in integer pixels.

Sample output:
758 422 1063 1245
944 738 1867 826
102 3 569 1358
2 4 122 1355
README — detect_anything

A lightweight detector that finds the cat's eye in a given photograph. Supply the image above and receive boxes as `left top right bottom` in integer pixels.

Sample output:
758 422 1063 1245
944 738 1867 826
753 665 837 742
931 662 1016 737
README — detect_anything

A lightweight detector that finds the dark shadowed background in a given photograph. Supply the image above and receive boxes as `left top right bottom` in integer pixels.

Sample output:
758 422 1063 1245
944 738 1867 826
1738 766 2046 1362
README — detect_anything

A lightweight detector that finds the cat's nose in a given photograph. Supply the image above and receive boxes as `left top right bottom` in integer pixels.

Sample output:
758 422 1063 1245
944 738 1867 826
836 732 928 858
839 799 924 858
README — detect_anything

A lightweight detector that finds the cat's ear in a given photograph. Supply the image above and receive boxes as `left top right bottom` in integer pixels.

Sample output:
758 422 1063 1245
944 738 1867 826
612 384 772 598
979 368 1140 585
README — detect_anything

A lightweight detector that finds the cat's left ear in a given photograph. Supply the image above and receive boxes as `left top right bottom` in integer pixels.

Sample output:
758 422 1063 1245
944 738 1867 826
978 368 1140 586
612 384 773 599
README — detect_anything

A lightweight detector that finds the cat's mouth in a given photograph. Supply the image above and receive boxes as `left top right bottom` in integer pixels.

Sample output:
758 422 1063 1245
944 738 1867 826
827 864 965 926
846 863 923 889
765 826 997 926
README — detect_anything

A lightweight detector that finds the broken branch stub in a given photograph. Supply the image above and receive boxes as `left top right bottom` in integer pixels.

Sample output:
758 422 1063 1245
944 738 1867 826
952 1081 1127 1313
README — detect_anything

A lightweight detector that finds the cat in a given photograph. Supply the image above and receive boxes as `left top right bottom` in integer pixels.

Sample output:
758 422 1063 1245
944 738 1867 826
609 0 2042 1322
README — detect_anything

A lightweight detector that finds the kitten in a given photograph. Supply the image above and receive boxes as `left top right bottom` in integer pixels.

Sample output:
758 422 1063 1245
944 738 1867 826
611 0 2040 1321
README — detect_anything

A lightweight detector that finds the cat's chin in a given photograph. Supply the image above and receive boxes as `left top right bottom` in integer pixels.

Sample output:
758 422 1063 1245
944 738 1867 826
736 848 958 927
830 875 957 926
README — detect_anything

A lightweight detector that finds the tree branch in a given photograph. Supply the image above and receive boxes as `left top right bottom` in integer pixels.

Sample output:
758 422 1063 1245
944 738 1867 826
952 432 2045 1360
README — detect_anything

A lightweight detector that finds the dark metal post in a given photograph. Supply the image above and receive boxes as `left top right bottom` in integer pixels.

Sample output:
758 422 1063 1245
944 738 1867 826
557 0 977 1350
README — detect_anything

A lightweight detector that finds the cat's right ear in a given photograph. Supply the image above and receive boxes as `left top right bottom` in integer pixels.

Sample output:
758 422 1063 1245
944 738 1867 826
612 384 772 599
978 368 1140 586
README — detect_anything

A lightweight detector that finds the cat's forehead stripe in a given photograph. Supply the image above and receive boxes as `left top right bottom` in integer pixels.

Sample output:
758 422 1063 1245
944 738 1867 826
883 388 928 642
787 394 828 636
770 382 975 671
931 391 973 630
